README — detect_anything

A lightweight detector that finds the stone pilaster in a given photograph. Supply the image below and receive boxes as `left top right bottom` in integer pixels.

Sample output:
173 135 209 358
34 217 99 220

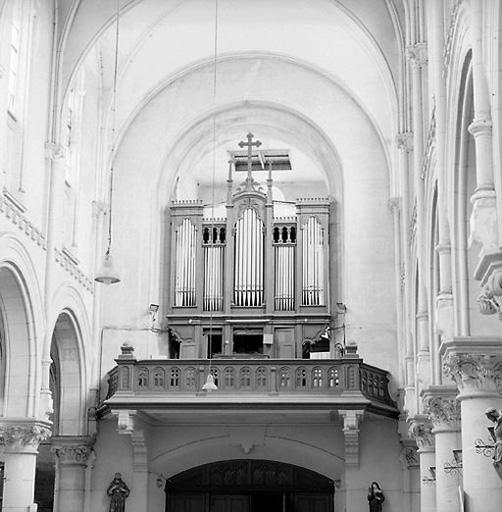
0 419 52 512
422 387 461 512
408 415 436 512
52 436 95 512
441 338 502 512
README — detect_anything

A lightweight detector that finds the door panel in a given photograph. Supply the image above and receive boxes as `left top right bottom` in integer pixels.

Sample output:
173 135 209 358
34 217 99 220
168 493 205 512
293 494 332 512
275 328 295 358
211 494 249 512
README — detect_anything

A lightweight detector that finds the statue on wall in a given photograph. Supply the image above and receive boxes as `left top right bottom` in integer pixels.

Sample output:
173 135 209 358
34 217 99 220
485 407 502 477
107 472 130 512
367 481 385 512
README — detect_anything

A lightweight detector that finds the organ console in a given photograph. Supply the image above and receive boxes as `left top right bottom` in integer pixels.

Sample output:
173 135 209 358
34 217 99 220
166 134 333 360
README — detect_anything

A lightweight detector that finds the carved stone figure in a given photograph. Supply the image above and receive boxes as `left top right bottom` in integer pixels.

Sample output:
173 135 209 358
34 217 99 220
367 481 385 512
107 473 130 512
485 407 502 477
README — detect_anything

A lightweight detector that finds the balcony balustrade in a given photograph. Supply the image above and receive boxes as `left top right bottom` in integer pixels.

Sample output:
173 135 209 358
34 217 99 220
104 344 396 414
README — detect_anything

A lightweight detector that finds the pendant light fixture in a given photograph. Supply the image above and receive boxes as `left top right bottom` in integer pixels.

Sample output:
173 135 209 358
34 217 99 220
202 0 219 392
95 0 121 285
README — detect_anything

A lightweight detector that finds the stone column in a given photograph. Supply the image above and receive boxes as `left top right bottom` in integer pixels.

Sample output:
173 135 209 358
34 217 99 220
52 436 95 512
409 415 436 512
441 338 502 512
0 419 52 512
422 386 461 512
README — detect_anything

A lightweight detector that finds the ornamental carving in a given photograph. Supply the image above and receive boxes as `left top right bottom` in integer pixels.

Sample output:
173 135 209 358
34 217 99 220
423 395 460 430
443 353 502 394
0 423 51 447
395 132 413 153
406 42 428 69
408 420 434 451
53 444 93 464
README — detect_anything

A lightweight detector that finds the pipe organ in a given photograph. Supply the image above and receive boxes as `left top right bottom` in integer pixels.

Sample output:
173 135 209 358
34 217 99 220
167 135 334 360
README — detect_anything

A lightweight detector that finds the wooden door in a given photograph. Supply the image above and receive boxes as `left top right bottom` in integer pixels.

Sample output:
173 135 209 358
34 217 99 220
168 493 206 512
210 494 249 512
275 329 295 358
293 494 332 512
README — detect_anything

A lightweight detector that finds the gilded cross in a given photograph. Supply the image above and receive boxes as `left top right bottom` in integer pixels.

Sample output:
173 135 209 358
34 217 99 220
238 132 262 182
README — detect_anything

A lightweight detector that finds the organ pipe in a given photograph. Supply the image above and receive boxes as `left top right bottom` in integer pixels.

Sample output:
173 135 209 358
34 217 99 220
302 216 325 306
175 218 197 306
234 208 264 306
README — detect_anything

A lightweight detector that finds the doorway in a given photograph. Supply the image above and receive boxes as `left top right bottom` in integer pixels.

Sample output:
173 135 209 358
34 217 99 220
233 329 263 355
165 459 334 512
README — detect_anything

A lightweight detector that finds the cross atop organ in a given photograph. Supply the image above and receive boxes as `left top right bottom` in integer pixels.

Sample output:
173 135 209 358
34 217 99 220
167 134 332 359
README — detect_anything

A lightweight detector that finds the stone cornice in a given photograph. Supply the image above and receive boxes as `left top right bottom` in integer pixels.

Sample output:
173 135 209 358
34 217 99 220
51 435 95 465
421 386 460 432
0 419 52 450
440 338 502 397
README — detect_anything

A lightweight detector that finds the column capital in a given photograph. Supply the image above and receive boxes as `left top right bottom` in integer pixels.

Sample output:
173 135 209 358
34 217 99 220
339 409 364 466
406 42 428 69
44 142 66 161
421 386 460 432
51 435 95 466
0 419 52 451
408 415 435 453
441 338 502 398
395 131 413 152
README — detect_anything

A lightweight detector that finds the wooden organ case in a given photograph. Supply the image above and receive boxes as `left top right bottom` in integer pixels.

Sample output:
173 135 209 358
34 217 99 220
166 135 333 360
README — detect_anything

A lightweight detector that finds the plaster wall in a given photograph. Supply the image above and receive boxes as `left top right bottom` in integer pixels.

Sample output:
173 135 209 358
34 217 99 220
92 414 413 512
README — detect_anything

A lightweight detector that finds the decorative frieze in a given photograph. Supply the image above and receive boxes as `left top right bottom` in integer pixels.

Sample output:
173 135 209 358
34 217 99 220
443 0 462 72
54 247 94 293
421 105 436 181
339 409 364 466
0 193 46 249
0 420 52 448
408 201 417 246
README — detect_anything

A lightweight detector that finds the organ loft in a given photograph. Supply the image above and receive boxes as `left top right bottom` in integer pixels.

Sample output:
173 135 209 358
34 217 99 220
166 134 336 360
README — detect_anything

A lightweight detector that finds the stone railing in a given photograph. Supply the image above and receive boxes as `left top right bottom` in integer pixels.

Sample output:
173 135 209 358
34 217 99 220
105 350 395 409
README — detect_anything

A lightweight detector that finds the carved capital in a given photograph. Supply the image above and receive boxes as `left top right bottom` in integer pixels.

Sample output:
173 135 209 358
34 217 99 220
51 436 95 465
441 339 502 397
408 416 435 452
396 132 413 152
339 409 364 466
44 142 66 161
422 387 460 432
406 42 428 69
0 420 52 450
388 197 400 213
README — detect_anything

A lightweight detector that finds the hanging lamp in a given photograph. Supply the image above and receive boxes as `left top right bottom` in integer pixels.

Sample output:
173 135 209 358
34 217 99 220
95 0 121 285
202 0 220 392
